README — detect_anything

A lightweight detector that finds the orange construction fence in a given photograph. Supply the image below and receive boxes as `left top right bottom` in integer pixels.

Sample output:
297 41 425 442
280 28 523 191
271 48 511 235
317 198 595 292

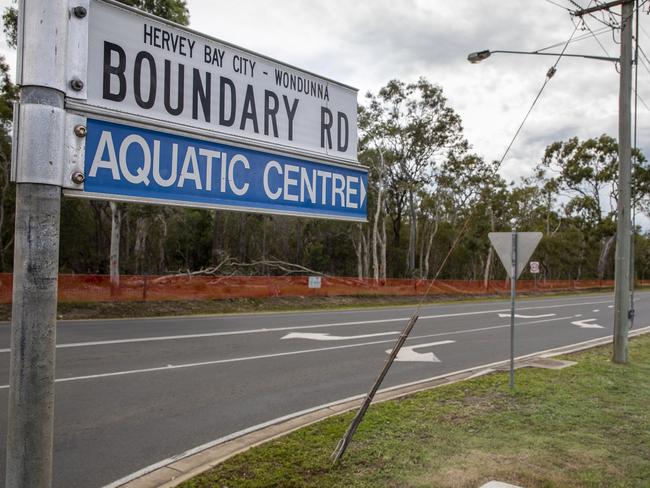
0 273 637 304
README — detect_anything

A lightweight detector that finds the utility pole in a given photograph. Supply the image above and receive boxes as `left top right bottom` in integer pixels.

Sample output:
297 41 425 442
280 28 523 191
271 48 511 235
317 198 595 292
573 0 634 364
613 0 634 364
6 1 68 486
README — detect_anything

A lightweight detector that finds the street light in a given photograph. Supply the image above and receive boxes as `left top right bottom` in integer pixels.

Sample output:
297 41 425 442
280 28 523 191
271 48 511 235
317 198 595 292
468 9 634 365
467 49 618 64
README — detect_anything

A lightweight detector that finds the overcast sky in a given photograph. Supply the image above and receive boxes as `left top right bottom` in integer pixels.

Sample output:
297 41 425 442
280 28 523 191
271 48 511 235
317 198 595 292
180 0 650 186
1 0 648 186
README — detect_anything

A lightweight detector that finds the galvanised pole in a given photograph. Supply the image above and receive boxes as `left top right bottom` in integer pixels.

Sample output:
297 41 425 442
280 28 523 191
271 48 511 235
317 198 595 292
509 229 517 388
5 1 69 486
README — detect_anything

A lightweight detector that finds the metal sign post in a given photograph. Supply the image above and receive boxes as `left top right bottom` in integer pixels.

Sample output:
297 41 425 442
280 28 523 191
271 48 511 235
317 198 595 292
530 261 540 290
509 230 517 388
489 231 542 389
6 1 71 486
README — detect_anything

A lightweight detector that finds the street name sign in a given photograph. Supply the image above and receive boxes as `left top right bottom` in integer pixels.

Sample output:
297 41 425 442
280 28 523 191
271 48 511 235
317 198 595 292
489 232 543 279
58 0 367 221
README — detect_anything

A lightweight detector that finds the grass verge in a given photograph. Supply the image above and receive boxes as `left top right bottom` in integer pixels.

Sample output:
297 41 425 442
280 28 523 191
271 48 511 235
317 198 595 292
180 335 650 488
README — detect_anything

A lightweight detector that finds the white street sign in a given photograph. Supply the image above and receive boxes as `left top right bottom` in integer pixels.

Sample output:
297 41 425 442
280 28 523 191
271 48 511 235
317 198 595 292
59 0 368 221
489 232 543 279
530 261 540 274
75 0 358 165
308 276 322 289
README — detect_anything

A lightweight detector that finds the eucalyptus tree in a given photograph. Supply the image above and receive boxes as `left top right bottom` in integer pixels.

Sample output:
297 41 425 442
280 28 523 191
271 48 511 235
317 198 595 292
367 78 464 276
436 153 503 282
534 135 649 279
2 0 191 285
0 56 16 271
118 0 189 24
358 100 394 281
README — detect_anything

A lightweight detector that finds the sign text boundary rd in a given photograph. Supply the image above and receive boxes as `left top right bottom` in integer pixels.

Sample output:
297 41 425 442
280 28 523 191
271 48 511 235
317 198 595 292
66 0 360 167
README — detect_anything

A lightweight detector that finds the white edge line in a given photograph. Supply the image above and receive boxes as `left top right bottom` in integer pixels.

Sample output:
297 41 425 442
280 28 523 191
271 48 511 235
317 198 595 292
102 325 650 488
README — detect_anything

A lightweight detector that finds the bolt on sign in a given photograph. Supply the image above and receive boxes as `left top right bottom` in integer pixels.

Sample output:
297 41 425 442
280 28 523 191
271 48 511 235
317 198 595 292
44 0 367 221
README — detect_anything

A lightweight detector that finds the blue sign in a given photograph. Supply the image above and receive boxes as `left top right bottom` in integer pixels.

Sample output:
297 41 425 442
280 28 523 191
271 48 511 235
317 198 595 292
80 119 367 221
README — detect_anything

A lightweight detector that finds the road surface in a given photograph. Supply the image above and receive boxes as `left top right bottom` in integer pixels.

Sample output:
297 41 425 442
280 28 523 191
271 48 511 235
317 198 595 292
0 291 646 487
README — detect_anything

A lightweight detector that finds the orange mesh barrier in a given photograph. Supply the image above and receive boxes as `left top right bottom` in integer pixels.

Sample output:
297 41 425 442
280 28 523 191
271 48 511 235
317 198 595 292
0 273 635 304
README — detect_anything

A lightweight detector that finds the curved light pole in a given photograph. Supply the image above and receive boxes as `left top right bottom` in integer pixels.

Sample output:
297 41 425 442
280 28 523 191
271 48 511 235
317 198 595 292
467 49 618 63
468 25 634 365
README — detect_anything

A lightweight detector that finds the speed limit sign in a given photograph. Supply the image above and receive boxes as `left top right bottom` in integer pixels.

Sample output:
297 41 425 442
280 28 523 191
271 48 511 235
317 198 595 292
530 261 540 274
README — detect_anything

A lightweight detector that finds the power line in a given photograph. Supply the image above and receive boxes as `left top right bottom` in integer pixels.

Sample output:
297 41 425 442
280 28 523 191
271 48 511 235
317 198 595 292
497 15 584 166
535 25 612 52
640 21 650 41
582 15 615 57
637 91 650 111
569 0 621 28
637 46 650 76
545 0 574 11
570 0 650 31
638 43 650 66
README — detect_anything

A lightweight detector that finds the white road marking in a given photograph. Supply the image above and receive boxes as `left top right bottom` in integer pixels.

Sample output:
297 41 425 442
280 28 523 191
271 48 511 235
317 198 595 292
389 340 455 362
0 299 615 353
593 309 600 312
497 313 555 318
281 331 398 341
608 305 614 308
0 315 575 389
571 318 604 329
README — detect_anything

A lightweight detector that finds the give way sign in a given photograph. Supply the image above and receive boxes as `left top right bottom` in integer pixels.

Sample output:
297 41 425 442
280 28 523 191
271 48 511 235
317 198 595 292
488 232 543 278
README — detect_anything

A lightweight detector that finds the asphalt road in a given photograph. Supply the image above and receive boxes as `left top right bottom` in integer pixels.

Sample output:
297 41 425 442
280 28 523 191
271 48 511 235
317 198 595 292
0 291 647 487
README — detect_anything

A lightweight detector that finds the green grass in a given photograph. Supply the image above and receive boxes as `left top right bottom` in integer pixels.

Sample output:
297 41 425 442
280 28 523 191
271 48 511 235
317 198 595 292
180 335 650 488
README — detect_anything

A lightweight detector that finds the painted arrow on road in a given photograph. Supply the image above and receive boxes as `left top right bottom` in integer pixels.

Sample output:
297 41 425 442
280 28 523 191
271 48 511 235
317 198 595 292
571 318 604 329
387 340 456 363
497 313 556 319
282 331 398 341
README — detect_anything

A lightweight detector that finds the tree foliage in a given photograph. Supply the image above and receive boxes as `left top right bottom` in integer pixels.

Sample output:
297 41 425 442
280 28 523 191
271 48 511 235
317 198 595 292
117 0 190 25
0 0 647 283
2 0 190 47
0 55 16 271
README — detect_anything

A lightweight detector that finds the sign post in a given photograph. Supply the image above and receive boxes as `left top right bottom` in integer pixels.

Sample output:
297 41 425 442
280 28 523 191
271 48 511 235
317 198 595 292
8 1 365 486
509 230 517 388
6 1 71 486
489 231 542 388
530 261 540 290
